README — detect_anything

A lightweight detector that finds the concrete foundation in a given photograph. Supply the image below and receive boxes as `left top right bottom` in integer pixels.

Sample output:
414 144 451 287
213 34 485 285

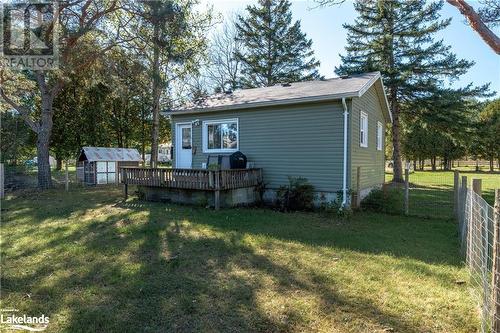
262 189 341 206
137 186 258 208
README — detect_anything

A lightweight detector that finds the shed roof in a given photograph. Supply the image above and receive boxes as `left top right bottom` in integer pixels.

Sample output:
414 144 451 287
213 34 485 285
167 72 391 122
79 147 142 162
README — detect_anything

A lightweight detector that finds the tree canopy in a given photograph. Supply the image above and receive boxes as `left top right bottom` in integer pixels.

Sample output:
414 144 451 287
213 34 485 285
336 0 489 181
235 0 321 87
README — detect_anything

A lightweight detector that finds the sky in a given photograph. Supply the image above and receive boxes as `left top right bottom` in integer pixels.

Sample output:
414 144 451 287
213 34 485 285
200 0 500 96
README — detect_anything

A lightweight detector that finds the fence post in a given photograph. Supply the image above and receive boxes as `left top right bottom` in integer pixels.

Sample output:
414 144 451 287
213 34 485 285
404 163 409 216
492 189 500 333
461 176 468 220
355 166 361 208
459 175 468 255
214 170 220 210
0 163 4 199
454 170 459 219
208 170 214 188
123 169 128 200
473 179 482 196
65 161 69 192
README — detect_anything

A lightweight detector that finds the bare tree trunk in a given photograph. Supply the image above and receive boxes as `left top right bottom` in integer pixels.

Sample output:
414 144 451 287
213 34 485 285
56 158 62 171
431 157 437 171
491 157 494 172
386 6 403 183
37 94 54 189
150 17 160 168
443 157 449 171
141 106 147 167
391 102 403 182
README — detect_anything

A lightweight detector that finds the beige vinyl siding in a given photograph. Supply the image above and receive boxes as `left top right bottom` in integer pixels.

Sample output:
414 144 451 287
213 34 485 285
172 101 345 193
349 85 386 191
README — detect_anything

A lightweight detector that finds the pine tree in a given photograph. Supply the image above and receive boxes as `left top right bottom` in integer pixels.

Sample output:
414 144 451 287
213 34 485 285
477 99 500 171
336 0 485 182
235 0 321 87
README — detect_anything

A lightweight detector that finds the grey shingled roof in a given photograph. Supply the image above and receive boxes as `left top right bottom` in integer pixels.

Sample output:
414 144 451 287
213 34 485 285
169 72 390 122
79 147 142 162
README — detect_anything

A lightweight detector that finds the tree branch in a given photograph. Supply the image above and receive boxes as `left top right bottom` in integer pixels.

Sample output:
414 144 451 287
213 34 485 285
446 0 500 54
0 86 39 133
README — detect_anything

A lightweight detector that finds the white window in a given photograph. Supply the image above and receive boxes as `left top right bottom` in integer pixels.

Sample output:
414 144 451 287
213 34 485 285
360 111 368 148
202 119 239 153
377 121 383 151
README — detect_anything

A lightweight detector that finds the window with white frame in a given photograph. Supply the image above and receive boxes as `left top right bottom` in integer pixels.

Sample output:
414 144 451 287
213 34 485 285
360 111 368 148
377 121 383 151
203 119 239 153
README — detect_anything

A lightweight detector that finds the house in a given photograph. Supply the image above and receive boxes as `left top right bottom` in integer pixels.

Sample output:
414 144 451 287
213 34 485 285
158 143 173 162
31 156 57 168
166 72 391 205
76 147 142 185
144 143 172 164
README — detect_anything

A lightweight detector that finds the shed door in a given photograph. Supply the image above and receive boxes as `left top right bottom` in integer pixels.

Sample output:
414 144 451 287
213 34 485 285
176 123 192 169
96 161 116 184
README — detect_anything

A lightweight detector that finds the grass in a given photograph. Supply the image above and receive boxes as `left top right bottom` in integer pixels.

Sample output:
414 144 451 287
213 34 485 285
385 170 499 218
1 186 478 332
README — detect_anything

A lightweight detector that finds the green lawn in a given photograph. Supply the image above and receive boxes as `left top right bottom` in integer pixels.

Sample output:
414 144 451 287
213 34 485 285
385 170 500 218
1 187 478 332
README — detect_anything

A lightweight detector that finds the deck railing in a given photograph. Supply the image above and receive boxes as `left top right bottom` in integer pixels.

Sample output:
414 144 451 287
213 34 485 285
120 167 263 191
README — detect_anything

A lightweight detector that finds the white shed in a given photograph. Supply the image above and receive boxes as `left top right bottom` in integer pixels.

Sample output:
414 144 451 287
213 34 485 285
76 147 142 185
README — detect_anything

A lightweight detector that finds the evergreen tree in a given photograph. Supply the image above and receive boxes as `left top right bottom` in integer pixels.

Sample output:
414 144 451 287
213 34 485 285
336 0 487 182
235 0 321 87
477 99 500 171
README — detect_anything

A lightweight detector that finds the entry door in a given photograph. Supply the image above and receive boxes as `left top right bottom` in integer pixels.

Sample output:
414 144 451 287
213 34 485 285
176 123 192 168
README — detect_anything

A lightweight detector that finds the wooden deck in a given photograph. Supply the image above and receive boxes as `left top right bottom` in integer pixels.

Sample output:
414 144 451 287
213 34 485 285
121 167 263 209
121 167 263 191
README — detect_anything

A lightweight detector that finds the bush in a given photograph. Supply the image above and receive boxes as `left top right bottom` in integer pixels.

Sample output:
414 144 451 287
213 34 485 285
319 191 353 220
361 187 403 215
276 176 315 211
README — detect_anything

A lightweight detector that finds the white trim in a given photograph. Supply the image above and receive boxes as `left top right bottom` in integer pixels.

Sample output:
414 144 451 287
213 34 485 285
202 118 239 153
376 76 393 123
341 98 349 207
377 121 383 151
175 122 192 168
360 111 368 148
357 72 380 97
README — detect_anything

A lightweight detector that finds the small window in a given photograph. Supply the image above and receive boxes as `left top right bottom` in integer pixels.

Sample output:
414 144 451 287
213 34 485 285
203 119 239 153
182 127 191 149
107 162 116 172
377 121 383 151
360 111 368 148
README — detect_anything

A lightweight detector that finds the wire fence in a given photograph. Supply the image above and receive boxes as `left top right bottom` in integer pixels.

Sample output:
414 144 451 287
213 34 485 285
407 171 455 219
458 180 500 333
1 164 80 192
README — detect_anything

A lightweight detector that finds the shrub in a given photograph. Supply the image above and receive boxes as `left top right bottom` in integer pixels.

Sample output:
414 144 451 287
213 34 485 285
361 187 404 215
276 176 315 211
319 191 353 220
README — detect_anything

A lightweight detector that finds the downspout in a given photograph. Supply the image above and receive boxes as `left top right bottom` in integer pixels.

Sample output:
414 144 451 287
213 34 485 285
342 98 349 206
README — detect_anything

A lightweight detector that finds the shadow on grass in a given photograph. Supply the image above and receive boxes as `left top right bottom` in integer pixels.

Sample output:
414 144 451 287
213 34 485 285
0 188 470 332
